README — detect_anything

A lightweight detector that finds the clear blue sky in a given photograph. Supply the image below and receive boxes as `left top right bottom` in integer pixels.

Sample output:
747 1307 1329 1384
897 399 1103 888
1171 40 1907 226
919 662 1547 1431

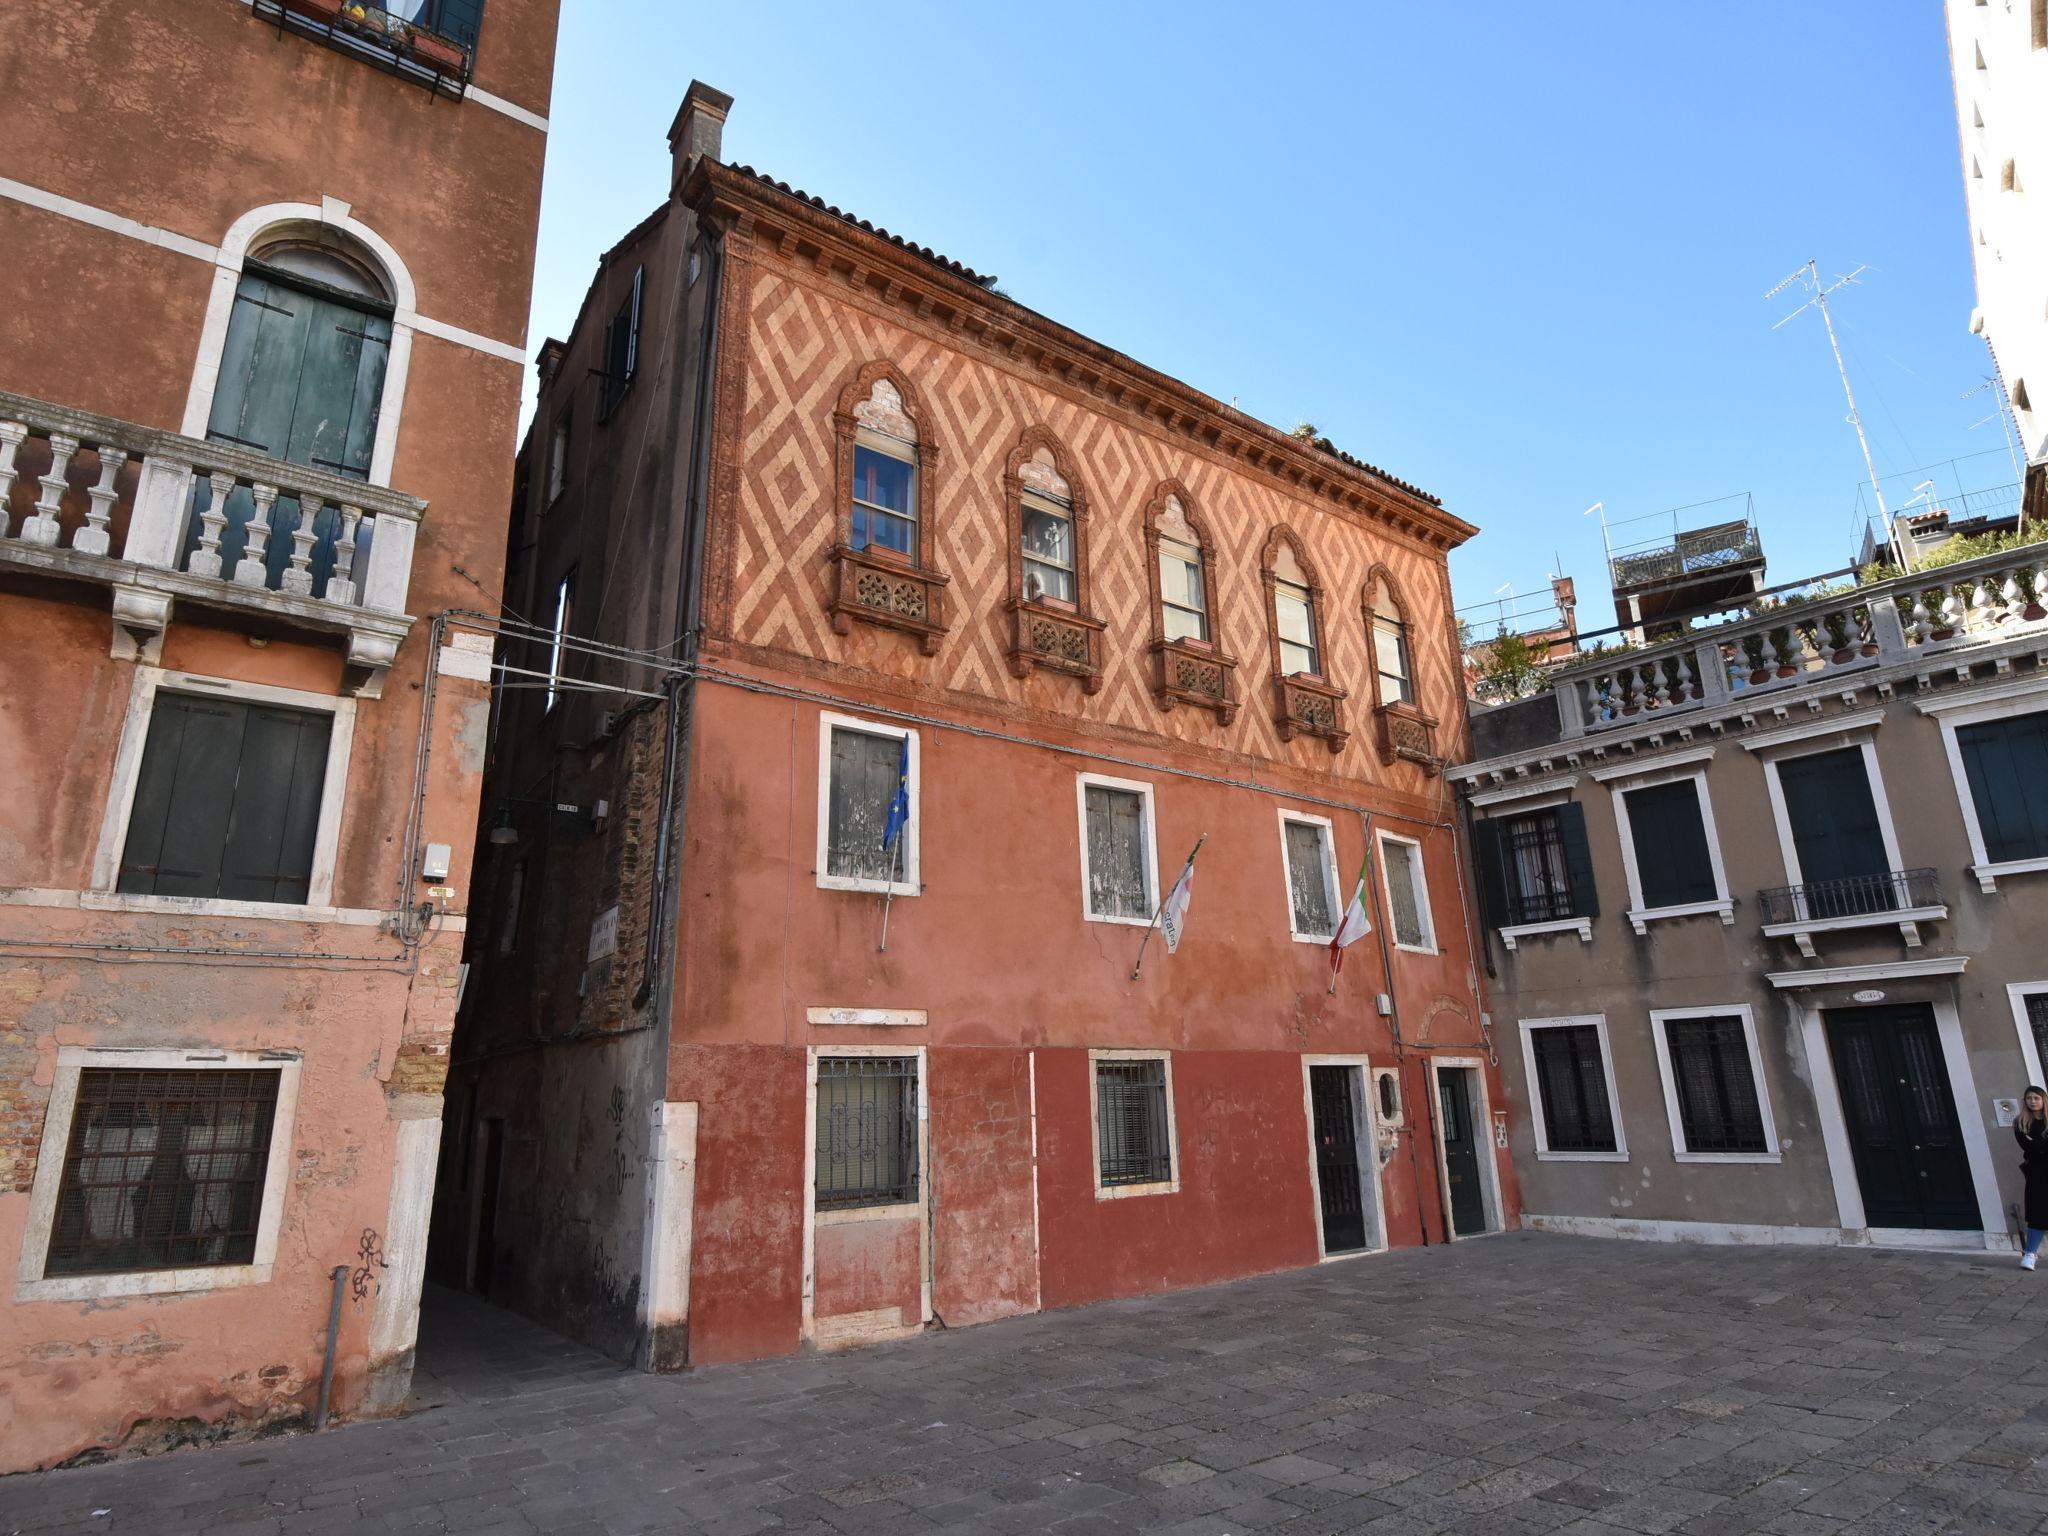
525 0 2009 637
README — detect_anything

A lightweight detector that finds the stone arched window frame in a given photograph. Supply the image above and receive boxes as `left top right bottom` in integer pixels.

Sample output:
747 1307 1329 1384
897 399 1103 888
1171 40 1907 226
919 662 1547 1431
826 360 950 655
1260 525 1347 753
1363 564 1440 770
1002 426 1106 692
1141 479 1236 723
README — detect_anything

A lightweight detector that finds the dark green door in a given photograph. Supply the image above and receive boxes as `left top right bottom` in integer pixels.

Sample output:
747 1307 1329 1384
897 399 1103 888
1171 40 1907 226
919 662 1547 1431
1825 1005 1978 1232
1438 1070 1488 1236
192 267 391 589
1776 746 1892 916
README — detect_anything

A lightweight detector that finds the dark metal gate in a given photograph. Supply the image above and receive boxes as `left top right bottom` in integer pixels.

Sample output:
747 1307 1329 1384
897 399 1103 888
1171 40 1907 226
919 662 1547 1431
1825 1004 1978 1231
1309 1066 1367 1254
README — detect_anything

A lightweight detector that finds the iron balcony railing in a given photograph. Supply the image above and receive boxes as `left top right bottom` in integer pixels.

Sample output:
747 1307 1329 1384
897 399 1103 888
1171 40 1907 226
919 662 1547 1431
1758 868 1941 926
1608 520 1763 591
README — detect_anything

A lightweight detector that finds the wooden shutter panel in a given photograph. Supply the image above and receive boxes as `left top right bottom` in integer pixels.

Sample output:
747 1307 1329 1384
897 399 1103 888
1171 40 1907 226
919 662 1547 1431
1468 814 1510 929
1556 801 1600 920
625 267 644 382
218 706 333 904
118 697 246 897
1960 715 2048 863
1627 780 1717 908
432 0 485 48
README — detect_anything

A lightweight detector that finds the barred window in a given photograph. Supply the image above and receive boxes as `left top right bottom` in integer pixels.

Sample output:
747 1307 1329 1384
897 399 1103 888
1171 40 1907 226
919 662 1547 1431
815 1057 919 1211
1282 818 1335 939
1095 1057 1173 1187
45 1068 282 1277
1662 1016 1767 1154
1529 1024 1617 1153
2026 993 2048 1077
1502 809 1575 923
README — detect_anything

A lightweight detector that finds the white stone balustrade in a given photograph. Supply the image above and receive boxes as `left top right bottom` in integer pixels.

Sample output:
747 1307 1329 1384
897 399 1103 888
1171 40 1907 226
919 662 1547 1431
1556 548 2048 738
0 388 425 696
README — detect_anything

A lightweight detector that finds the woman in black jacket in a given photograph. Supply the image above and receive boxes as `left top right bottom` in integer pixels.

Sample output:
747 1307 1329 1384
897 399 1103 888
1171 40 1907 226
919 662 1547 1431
2017 1086 2048 1270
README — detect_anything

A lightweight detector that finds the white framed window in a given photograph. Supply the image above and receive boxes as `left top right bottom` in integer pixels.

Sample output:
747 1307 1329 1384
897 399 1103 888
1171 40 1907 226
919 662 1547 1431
1376 830 1436 954
544 571 574 713
851 428 918 560
1370 577 1413 706
1076 773 1158 925
1158 537 1209 642
90 668 355 918
1922 683 2048 891
2011 982 2048 1086
816 712 920 896
1020 489 1076 605
17 1047 302 1303
1518 1015 1628 1162
1089 1049 1178 1198
1648 1005 1779 1164
547 417 569 504
1753 729 1918 931
1595 751 1735 932
1277 810 1339 943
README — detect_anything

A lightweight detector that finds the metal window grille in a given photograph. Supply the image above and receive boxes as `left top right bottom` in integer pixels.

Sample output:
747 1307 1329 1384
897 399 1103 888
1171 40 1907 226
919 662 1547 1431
1284 820 1334 938
1530 1026 1615 1153
1663 1017 1767 1154
815 1057 919 1211
45 1068 281 1277
826 727 906 884
1084 785 1149 919
1096 1058 1172 1186
1503 810 1575 924
2030 995 2048 1078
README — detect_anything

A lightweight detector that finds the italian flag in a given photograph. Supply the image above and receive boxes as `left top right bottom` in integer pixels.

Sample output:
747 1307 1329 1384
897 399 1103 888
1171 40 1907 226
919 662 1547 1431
1328 848 1373 975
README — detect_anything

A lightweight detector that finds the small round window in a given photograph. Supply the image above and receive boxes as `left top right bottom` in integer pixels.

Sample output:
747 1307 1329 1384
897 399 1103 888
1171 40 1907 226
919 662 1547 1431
1377 1070 1401 1123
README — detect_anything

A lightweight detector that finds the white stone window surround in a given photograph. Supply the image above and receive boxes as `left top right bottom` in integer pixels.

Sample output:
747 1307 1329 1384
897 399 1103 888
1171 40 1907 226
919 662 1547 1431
1275 808 1340 945
1375 828 1438 955
90 667 358 919
184 201 420 489
2010 981 2048 1087
1517 1014 1630 1163
1592 748 1736 933
1646 1004 1782 1165
1088 1048 1180 1199
16 1046 303 1303
1747 717 1941 952
815 711 921 897
1918 677 2048 892
1473 788 1591 949
1075 772 1160 928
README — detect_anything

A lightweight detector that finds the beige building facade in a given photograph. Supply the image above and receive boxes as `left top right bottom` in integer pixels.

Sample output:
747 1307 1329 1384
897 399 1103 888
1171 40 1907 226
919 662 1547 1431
1461 547 2048 1251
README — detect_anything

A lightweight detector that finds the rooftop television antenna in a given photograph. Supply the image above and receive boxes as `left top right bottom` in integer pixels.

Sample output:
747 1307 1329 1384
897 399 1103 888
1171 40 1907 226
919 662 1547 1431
1768 260 1914 572
1963 375 2025 488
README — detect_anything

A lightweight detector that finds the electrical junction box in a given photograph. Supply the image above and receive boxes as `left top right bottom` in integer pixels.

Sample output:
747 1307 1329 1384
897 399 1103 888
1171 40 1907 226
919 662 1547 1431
1375 993 1393 1017
421 843 452 881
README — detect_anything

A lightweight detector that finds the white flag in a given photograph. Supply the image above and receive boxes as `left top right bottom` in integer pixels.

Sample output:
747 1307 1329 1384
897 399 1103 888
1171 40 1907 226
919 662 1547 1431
1160 860 1196 954
1328 852 1373 975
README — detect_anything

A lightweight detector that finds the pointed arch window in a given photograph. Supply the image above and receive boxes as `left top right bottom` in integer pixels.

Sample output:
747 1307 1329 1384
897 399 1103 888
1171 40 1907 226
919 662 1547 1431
1365 568 1439 771
1262 529 1346 752
1142 483 1236 723
1004 429 1105 692
827 363 949 655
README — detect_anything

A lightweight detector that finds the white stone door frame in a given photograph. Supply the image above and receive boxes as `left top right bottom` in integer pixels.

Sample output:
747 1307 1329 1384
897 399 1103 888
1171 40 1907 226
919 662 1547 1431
1429 1056 1506 1239
1299 1054 1386 1261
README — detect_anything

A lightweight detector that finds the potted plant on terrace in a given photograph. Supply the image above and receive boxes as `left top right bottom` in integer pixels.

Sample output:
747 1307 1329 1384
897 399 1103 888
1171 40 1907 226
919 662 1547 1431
284 0 345 21
407 24 467 73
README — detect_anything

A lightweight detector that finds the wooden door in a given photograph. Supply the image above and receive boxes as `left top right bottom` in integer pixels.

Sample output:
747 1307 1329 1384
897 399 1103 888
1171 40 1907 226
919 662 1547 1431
1438 1070 1488 1236
1825 1005 1977 1231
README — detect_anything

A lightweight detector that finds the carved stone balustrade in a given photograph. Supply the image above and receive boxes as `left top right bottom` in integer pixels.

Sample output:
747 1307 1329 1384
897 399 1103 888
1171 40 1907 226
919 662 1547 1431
1275 673 1348 753
1373 702 1440 771
1554 545 2048 739
827 543 950 655
0 388 423 696
1150 636 1237 724
1005 598 1105 692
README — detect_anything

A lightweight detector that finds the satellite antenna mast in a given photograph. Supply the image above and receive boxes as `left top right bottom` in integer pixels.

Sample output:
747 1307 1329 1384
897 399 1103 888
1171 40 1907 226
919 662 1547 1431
1964 376 2025 489
1767 260 1914 571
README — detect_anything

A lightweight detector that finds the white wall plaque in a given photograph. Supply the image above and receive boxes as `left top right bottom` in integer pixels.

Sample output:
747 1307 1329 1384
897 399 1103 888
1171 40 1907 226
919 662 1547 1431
588 904 620 963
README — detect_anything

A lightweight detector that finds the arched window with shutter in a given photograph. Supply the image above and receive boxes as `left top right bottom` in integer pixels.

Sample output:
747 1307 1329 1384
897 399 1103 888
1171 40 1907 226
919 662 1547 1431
1364 567 1440 770
1261 527 1346 752
1142 481 1236 723
1003 426 1105 692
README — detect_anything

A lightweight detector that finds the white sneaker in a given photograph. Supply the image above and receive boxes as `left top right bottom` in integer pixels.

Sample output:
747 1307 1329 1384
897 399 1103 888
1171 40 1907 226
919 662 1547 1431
2023 1252 2037 1271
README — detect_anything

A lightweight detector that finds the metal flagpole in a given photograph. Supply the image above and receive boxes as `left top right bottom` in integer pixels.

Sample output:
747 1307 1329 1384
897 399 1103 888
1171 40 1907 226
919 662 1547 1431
1130 834 1205 981
878 826 903 952
1328 812 1375 994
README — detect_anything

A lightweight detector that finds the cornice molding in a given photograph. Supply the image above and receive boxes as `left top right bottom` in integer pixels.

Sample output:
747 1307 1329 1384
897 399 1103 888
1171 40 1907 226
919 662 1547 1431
681 160 1474 555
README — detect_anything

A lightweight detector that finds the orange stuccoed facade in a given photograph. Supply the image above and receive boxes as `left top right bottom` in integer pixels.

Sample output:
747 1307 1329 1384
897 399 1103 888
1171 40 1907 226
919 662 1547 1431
438 87 1518 1374
0 1 556 1470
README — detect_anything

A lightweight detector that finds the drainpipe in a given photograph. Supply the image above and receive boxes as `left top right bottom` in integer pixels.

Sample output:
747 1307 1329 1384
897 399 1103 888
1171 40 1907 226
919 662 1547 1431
313 1264 348 1431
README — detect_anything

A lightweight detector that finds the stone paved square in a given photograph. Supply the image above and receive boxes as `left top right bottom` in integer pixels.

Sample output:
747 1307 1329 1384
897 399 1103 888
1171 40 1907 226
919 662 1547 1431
6 1234 2048 1535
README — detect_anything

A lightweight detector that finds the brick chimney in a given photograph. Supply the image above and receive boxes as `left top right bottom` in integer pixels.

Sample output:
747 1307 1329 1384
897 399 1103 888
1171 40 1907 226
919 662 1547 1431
669 81 733 191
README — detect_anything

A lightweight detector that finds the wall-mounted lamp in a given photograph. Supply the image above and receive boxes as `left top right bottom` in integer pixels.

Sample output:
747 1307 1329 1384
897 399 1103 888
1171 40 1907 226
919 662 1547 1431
485 797 606 848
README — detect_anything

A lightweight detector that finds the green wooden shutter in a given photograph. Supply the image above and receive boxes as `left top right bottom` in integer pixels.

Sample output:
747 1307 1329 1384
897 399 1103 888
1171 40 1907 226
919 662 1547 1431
1468 814 1510 929
117 697 331 904
1778 747 1887 883
1958 714 2048 863
431 0 484 48
1556 801 1600 920
1626 779 1718 909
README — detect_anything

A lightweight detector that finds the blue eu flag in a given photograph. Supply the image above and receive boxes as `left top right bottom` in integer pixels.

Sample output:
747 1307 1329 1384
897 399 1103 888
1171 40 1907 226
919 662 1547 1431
881 736 911 855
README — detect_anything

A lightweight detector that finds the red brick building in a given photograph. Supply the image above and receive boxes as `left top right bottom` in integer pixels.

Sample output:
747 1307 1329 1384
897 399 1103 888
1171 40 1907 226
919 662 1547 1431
0 2 555 1469
436 85 1514 1370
